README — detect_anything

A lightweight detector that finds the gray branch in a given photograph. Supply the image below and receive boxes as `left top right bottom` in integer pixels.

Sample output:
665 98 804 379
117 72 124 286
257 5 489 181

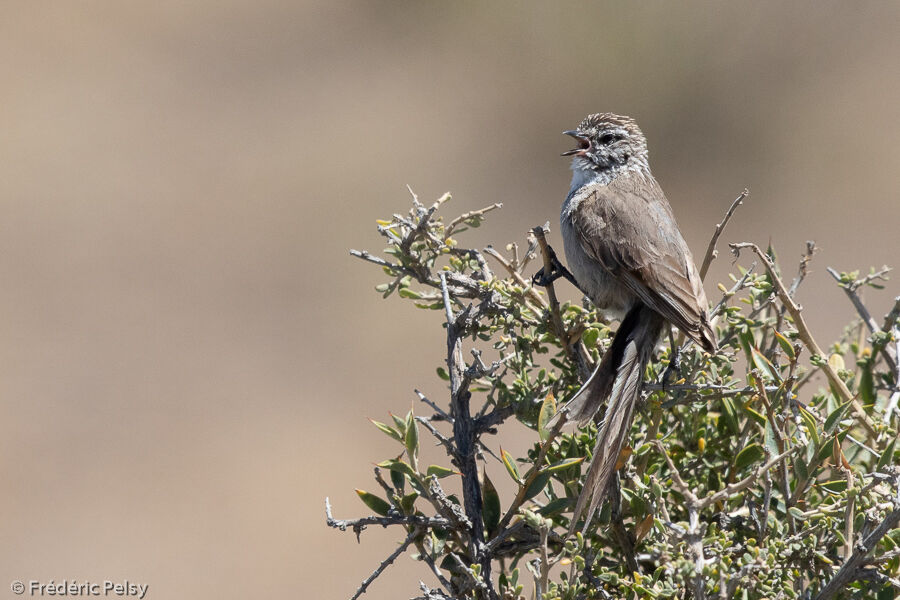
812 506 900 600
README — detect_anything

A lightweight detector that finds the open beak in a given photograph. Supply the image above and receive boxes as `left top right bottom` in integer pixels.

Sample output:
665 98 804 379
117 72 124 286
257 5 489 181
561 130 591 156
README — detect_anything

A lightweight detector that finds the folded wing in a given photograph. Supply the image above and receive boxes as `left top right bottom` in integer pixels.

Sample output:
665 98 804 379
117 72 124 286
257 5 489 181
569 177 716 352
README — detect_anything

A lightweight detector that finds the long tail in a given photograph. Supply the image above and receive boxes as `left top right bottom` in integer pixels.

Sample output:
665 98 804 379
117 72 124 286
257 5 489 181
554 304 665 535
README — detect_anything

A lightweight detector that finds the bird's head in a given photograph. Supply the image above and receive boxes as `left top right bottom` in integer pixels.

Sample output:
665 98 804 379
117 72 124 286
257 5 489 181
562 113 649 176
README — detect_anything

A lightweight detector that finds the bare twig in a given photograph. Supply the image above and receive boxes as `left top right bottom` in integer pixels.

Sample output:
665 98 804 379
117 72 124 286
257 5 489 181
787 241 817 297
483 245 547 310
416 550 456 597
699 189 749 281
700 447 798 510
445 203 503 238
402 192 451 255
812 506 900 600
538 521 550 595
531 225 572 346
474 404 515 434
531 223 591 380
827 267 898 375
730 242 878 438
415 389 452 423
416 416 458 459
350 249 401 271
325 497 453 533
349 526 420 600
415 582 455 600
844 468 856 562
654 442 705 599
883 296 900 334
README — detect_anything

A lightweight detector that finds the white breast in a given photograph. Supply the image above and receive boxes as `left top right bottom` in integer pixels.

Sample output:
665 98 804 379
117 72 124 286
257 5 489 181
560 183 636 318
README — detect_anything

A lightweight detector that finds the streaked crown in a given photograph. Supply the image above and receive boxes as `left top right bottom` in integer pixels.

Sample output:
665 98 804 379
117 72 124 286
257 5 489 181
563 113 649 174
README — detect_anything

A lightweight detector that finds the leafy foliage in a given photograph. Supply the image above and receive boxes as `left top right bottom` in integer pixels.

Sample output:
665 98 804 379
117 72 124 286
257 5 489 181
332 191 900 600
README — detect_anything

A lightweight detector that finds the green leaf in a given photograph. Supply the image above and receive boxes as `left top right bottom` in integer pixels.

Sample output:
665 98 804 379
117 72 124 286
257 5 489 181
739 330 756 362
818 436 836 462
734 443 765 471
775 331 796 359
376 459 417 479
824 401 851 435
582 327 600 348
436 367 450 381
537 497 570 516
859 361 876 405
798 406 820 449
788 507 806 521
369 419 402 442
390 468 405 492
501 448 521 483
544 457 585 473
720 397 740 436
405 411 419 463
742 404 766 427
426 465 458 479
523 471 553 501
538 392 557 441
750 346 780 382
482 471 501 533
391 413 407 436
764 420 780 457
819 479 848 494
877 437 897 472
400 492 418 514
356 489 392 515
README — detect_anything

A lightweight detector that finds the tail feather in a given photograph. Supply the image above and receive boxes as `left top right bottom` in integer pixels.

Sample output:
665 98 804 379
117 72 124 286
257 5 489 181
560 304 665 535
547 305 646 429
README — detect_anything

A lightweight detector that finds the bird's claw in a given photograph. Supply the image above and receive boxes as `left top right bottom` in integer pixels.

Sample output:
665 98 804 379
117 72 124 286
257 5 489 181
660 351 681 391
532 246 578 288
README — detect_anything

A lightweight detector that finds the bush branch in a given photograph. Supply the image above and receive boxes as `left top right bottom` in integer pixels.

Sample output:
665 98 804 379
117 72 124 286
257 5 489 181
699 189 748 281
812 506 900 600
730 242 877 437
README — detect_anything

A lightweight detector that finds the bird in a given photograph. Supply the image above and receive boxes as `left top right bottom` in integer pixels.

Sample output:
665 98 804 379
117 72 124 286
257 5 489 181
547 113 717 534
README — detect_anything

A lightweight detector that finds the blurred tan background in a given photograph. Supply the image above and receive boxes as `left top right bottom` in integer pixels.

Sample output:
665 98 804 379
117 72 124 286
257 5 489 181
0 2 898 598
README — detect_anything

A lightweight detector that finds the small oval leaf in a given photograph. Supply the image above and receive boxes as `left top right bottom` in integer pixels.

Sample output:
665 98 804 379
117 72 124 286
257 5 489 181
734 443 765 471
356 489 392 516
426 465 458 479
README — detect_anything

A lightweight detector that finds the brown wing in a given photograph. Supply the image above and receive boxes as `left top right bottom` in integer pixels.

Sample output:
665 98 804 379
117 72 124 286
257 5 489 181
570 175 717 352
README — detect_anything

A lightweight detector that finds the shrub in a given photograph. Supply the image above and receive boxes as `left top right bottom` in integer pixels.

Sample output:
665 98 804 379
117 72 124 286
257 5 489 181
327 190 900 600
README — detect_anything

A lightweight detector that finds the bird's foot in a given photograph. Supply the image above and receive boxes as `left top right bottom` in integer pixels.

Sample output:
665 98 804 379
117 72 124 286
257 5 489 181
532 245 579 288
660 349 681 392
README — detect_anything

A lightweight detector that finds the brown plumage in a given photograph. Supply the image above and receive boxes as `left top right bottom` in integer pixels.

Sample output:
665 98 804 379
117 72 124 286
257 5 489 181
551 113 716 534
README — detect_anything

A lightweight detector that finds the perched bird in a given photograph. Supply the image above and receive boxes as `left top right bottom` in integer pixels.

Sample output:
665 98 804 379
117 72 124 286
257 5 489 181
549 113 717 533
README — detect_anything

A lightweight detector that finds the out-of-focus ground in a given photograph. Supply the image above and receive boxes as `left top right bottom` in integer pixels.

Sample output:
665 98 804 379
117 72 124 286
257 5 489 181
0 2 897 598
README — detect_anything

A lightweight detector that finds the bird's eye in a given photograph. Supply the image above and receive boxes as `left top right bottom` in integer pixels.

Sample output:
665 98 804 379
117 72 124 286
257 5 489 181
598 133 620 145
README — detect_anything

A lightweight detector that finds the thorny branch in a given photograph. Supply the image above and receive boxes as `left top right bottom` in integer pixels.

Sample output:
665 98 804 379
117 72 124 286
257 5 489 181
699 188 749 281
826 266 898 377
439 273 496 600
813 506 900 600
349 527 420 600
531 223 592 381
730 242 878 438
325 497 453 535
